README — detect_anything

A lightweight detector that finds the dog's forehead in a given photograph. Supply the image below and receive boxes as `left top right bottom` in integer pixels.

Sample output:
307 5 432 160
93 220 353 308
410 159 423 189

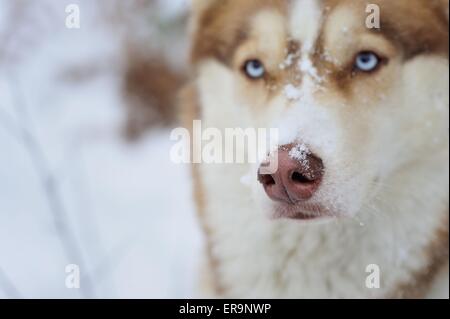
293 0 448 52
288 0 323 52
250 0 364 54
191 0 449 64
247 0 327 52
191 0 366 62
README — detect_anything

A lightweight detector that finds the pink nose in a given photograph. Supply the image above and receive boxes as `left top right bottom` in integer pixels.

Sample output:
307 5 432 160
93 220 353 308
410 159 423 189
258 144 324 203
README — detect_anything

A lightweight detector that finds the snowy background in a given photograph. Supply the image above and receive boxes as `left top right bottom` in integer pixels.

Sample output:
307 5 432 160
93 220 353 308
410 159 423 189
0 0 203 298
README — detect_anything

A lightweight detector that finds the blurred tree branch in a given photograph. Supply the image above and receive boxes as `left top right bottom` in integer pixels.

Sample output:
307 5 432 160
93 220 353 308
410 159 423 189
0 267 22 298
3 70 97 298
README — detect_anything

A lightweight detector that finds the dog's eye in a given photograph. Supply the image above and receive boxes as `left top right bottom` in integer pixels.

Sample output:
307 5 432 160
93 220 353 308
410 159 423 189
244 60 265 79
354 51 380 72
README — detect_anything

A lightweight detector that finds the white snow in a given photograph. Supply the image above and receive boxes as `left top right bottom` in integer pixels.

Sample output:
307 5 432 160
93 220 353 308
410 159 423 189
298 55 323 83
279 53 296 70
0 0 201 299
289 143 311 166
240 173 253 187
284 84 303 101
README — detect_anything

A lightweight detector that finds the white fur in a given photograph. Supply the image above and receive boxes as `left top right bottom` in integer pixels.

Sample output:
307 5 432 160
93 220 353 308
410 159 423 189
290 0 322 52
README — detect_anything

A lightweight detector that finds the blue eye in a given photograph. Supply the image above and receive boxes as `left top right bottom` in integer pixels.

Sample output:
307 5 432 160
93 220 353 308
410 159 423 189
355 51 380 72
244 60 265 79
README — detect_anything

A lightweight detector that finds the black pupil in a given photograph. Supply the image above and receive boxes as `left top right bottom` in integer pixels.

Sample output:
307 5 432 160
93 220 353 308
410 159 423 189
250 60 261 70
360 53 373 64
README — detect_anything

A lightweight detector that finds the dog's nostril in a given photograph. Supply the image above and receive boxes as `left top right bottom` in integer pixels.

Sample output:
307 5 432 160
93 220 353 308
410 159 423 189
259 174 276 186
291 171 314 184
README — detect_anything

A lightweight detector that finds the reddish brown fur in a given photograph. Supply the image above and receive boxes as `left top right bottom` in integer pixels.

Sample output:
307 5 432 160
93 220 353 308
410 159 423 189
191 0 287 65
179 84 229 294
389 215 449 298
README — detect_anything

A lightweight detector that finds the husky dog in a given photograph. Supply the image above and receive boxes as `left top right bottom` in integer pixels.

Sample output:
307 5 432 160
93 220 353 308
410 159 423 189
181 0 449 298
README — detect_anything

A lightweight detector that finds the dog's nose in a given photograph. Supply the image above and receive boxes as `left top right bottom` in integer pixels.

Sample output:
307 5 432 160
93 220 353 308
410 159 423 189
258 144 324 203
